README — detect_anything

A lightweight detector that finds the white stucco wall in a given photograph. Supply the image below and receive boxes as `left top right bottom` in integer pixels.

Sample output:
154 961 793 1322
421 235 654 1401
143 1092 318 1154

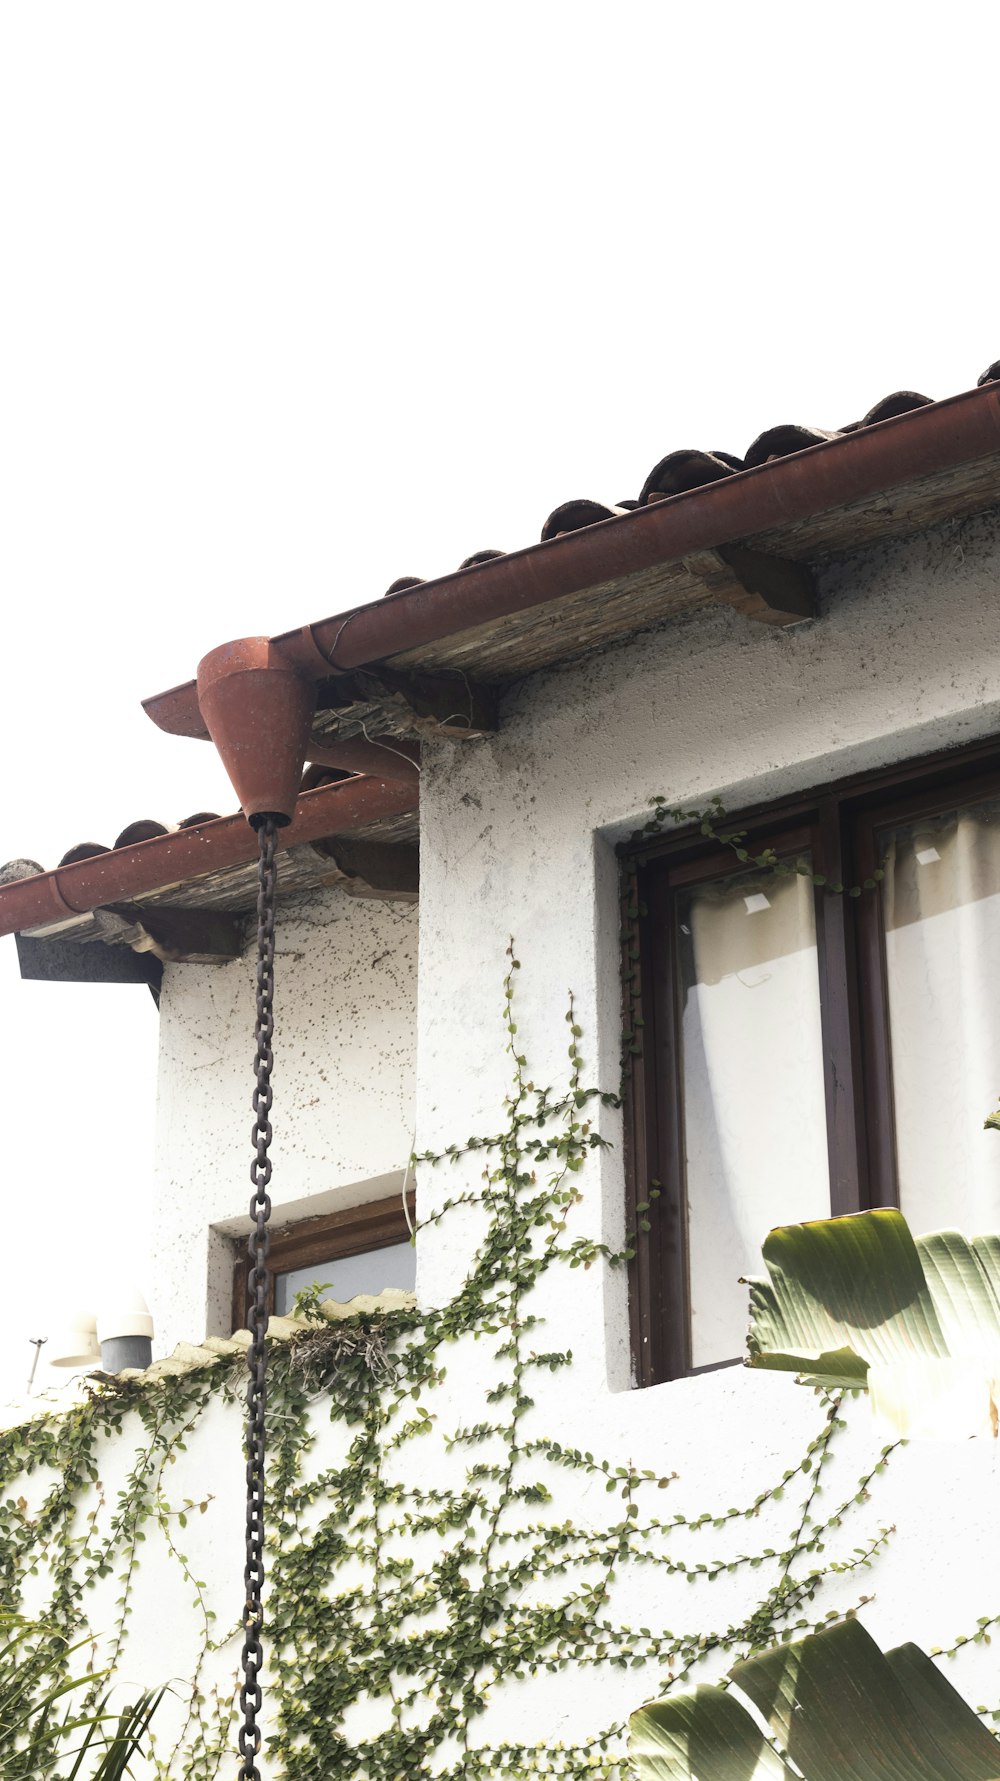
150 886 418 1354
406 505 1000 1733
10 1332 1000 1777
416 506 1000 1340
92 504 1000 1772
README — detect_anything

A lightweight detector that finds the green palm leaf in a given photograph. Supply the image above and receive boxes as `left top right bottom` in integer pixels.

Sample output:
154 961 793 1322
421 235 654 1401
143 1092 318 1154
630 1619 1000 1781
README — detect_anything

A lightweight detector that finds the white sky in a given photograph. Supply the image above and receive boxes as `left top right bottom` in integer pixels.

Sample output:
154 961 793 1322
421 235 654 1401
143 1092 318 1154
1 1 998 1397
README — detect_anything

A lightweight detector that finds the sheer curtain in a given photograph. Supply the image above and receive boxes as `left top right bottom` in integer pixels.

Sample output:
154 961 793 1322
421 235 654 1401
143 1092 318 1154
882 800 1000 1235
679 868 830 1370
274 1240 416 1315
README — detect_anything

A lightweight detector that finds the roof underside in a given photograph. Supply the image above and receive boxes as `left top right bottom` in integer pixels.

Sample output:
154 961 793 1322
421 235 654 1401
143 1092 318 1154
54 808 420 943
6 803 419 983
297 435 1000 772
383 451 1000 683
5 367 1000 973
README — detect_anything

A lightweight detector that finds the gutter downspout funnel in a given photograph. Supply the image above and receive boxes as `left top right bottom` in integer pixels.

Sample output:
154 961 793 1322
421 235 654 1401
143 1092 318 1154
196 638 317 827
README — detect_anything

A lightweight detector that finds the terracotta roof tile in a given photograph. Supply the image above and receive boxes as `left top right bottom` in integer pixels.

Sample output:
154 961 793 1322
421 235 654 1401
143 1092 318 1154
382 364 995 586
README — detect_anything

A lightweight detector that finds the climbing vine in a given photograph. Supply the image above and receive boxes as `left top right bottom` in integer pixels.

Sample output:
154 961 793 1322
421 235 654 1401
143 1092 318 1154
0 917 990 1777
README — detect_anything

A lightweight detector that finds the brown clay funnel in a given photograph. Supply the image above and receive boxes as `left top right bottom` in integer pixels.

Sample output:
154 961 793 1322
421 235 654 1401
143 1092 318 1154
196 638 317 827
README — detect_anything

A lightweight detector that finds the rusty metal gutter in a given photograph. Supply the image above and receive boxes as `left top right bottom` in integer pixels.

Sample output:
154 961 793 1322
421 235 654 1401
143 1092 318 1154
0 776 418 942
144 382 1000 739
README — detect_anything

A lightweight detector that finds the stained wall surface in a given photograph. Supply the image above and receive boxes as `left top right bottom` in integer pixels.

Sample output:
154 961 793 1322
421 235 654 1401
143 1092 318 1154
406 507 1000 1721
416 508 1000 1334
151 888 418 1353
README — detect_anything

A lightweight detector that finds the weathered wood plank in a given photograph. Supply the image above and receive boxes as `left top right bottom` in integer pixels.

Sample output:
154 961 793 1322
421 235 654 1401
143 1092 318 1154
16 931 162 988
314 838 418 901
108 905 246 963
682 545 815 625
383 463 1000 681
311 664 496 745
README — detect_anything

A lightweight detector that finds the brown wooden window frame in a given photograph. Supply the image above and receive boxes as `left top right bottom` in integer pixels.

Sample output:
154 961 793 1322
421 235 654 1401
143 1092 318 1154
231 1192 415 1333
623 733 1000 1388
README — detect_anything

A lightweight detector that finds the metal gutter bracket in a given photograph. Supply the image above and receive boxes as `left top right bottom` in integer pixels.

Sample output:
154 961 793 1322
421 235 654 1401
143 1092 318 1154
196 638 317 827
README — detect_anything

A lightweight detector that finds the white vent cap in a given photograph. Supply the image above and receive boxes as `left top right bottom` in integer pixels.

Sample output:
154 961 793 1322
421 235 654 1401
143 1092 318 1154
49 1309 100 1369
96 1292 154 1344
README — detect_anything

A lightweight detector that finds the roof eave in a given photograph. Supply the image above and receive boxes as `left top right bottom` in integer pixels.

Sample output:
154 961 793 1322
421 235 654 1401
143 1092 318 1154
143 381 1000 741
0 776 418 943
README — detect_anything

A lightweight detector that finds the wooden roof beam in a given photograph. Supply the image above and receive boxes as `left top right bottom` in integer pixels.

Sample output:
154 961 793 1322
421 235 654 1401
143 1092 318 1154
113 905 247 963
314 837 419 902
16 932 163 988
681 544 815 626
315 665 497 740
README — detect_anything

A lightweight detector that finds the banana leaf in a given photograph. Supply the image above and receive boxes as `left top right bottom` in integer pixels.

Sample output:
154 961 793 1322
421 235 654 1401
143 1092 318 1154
630 1617 1000 1780
745 1208 1000 1436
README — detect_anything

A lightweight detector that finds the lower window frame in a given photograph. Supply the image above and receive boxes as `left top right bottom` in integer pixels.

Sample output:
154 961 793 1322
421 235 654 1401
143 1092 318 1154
230 1191 415 1333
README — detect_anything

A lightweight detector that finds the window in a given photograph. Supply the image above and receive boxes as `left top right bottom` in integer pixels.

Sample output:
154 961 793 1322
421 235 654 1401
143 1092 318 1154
624 740 1000 1385
231 1193 416 1331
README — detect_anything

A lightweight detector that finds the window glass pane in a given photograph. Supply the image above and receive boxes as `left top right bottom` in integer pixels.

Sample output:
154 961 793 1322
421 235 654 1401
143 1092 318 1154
678 862 831 1370
274 1238 416 1315
880 797 1000 1233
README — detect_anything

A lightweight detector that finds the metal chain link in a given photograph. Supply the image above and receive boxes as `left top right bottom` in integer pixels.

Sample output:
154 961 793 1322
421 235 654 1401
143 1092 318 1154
239 817 278 1781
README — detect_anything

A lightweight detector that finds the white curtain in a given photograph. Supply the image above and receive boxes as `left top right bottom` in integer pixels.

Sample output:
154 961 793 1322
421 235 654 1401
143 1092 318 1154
681 869 831 1370
274 1240 416 1315
882 803 1000 1236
